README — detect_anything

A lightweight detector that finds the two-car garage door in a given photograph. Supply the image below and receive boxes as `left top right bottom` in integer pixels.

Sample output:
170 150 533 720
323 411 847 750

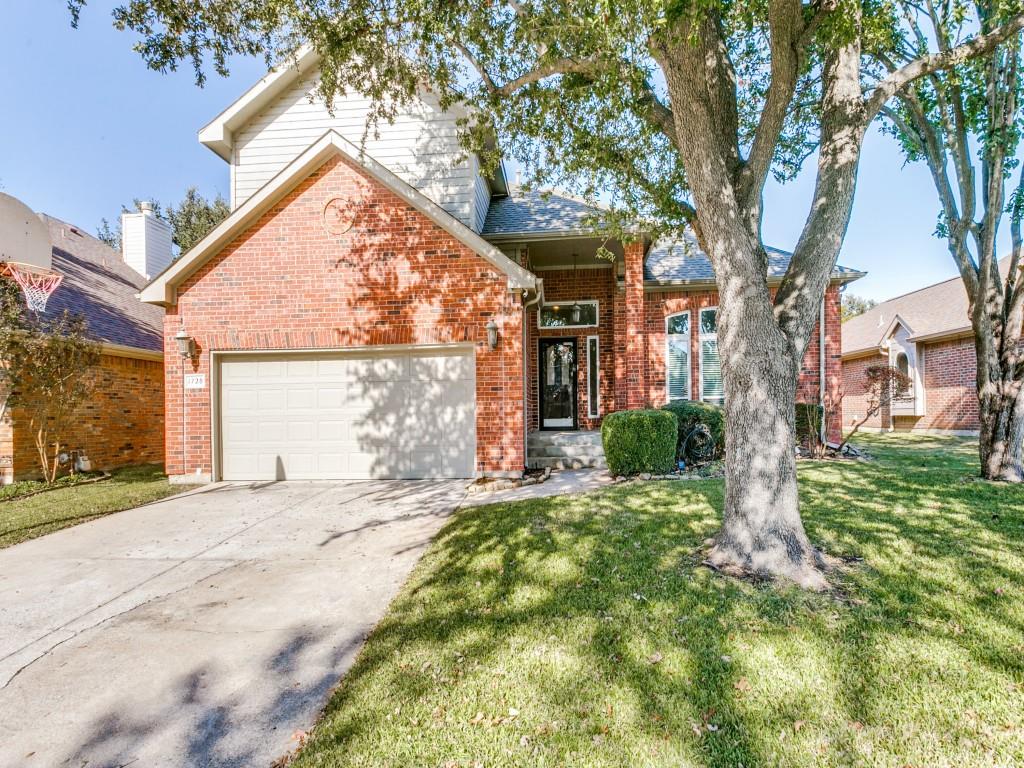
218 347 476 480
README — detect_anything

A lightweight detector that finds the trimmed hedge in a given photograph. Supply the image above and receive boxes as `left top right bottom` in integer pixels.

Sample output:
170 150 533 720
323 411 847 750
601 409 678 476
662 400 726 460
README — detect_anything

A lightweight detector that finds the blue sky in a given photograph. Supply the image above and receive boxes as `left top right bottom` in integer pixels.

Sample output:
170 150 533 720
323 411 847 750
0 1 1009 301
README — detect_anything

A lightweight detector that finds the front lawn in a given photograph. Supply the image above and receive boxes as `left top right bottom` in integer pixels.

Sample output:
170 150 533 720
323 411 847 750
294 434 1024 768
0 464 194 549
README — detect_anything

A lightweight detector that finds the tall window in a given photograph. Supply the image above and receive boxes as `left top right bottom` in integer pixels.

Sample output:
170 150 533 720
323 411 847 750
700 308 724 405
587 336 600 417
666 312 690 401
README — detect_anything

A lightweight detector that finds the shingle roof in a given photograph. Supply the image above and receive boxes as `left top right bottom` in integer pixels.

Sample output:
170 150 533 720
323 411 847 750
37 215 164 354
645 234 863 285
481 191 863 285
482 189 604 237
840 262 1014 356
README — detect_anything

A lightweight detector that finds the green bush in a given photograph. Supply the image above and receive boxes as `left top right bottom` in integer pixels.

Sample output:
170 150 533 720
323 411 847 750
661 400 726 461
601 409 678 476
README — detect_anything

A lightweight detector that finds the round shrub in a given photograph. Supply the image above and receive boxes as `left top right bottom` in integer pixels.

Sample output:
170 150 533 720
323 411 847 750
661 400 726 461
601 409 678 476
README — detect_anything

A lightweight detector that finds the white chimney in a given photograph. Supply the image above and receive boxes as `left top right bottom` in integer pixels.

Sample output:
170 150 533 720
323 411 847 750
121 202 172 279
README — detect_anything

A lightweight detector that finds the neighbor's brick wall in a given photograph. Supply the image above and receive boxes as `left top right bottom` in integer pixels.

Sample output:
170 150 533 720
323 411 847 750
526 266 617 431
9 352 164 479
914 336 979 431
165 154 524 478
841 351 889 431
840 335 979 434
0 392 11 482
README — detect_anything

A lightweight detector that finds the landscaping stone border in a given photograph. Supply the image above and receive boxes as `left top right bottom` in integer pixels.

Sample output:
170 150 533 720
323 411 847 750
465 467 552 495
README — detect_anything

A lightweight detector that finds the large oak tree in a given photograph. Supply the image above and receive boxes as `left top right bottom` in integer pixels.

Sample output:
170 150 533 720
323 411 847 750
75 0 1024 587
881 0 1024 481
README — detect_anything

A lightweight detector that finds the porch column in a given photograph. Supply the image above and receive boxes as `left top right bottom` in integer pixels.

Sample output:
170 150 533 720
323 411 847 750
624 240 647 409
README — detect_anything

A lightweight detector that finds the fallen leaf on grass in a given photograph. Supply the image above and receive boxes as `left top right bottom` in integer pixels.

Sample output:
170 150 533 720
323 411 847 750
794 720 806 732
648 652 664 665
733 677 751 693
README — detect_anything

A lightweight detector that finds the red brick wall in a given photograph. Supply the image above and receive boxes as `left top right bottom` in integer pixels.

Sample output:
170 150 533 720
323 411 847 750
841 352 889 431
642 286 842 441
8 352 164 479
916 336 979 431
840 335 979 434
526 267 616 431
164 154 524 478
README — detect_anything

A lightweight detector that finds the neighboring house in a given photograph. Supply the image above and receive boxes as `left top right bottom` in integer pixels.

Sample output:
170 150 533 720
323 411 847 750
0 213 166 482
140 49 862 482
841 270 986 435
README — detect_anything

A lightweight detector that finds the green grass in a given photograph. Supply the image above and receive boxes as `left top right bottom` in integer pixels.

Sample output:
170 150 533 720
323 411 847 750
0 464 193 549
293 434 1024 768
0 471 102 502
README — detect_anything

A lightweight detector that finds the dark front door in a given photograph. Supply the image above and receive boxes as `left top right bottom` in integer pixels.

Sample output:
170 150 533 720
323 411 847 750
539 338 578 430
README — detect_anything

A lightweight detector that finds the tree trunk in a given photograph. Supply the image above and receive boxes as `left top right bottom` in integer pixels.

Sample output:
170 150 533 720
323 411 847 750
979 376 1024 482
703 286 829 590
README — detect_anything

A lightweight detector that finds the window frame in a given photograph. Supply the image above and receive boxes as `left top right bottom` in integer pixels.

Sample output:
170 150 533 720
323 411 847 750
537 300 599 329
586 335 600 418
699 307 724 405
664 311 692 402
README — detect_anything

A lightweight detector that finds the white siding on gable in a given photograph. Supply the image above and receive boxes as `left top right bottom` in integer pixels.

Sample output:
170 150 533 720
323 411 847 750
470 154 492 233
232 70 480 228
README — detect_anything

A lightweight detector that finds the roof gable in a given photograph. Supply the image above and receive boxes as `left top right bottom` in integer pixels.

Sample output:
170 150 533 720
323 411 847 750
140 131 535 305
199 47 322 161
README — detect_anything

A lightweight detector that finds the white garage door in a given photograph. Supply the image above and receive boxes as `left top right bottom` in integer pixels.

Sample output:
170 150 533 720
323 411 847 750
218 348 476 480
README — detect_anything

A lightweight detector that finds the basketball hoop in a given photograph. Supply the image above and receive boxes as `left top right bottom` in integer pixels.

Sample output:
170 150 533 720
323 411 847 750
1 261 63 313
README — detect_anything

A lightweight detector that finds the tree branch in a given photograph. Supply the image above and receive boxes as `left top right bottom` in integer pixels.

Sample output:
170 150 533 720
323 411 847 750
864 14 1024 121
737 0 805 215
497 56 602 96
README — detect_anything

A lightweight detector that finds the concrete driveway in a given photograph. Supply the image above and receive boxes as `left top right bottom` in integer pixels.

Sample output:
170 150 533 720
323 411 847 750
0 479 466 768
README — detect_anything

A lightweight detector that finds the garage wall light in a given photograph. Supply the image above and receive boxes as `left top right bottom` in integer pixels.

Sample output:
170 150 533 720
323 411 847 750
174 325 195 360
485 319 499 350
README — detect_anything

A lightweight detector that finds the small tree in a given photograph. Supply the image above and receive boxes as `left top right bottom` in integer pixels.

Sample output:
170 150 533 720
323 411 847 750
881 0 1024 481
839 365 912 451
841 294 877 322
0 294 101 483
167 187 230 254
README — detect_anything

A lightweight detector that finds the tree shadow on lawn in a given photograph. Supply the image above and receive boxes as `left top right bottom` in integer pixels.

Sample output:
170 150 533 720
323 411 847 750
294 435 1024 767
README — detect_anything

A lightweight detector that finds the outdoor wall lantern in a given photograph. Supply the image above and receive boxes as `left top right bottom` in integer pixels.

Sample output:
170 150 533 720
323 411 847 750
485 319 499 350
174 325 196 359
571 302 582 324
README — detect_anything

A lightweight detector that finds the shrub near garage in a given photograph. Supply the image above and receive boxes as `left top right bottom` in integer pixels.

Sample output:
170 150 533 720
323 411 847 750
662 400 725 461
600 409 677 476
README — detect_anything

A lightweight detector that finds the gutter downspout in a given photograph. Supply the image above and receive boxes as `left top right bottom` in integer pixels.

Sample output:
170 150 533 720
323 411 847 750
819 297 827 444
523 279 544 470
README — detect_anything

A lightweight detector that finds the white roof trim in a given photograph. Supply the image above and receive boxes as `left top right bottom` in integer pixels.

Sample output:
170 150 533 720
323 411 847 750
880 313 915 344
198 46 321 161
140 130 535 305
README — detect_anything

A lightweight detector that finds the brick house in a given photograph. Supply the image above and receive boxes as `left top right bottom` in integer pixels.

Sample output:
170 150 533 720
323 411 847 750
0 214 165 481
841 270 988 435
140 49 861 482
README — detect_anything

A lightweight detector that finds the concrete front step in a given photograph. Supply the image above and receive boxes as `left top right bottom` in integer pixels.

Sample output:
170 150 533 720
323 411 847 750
527 430 603 447
528 444 607 459
527 456 608 471
527 431 606 470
